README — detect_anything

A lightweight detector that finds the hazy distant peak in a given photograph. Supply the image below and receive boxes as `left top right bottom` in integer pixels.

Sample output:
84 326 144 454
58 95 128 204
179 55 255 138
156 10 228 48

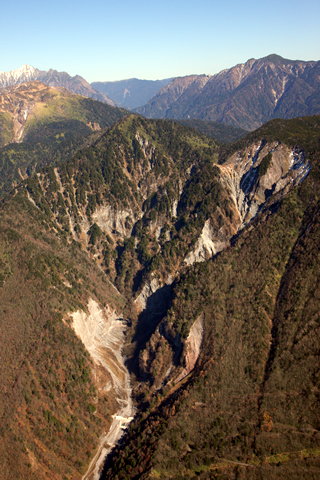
91 77 173 109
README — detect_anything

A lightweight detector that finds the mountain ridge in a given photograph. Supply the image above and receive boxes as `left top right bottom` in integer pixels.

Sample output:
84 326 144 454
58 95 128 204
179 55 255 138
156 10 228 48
91 77 173 109
3 54 319 132
0 81 129 196
134 54 320 130
0 64 116 105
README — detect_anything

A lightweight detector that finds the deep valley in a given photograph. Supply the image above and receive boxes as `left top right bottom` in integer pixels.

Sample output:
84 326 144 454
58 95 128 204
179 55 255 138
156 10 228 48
0 71 319 480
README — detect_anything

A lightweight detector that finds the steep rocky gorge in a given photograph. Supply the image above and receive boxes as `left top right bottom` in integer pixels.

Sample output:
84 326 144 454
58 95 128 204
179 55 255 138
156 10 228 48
134 138 311 400
23 116 312 413
101 120 320 480
1 114 319 479
184 140 310 266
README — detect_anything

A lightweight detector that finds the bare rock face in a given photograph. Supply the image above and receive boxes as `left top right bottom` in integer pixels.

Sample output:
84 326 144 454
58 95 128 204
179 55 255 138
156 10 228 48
184 141 310 266
184 219 228 266
174 314 204 383
219 141 310 228
92 205 137 238
135 74 211 119
135 55 320 130
71 299 134 480
0 64 37 87
134 277 162 313
134 276 174 326
135 132 156 163
0 64 115 105
71 298 129 394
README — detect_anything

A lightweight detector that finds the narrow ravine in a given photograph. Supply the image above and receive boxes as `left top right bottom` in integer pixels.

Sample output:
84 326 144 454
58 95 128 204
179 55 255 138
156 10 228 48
70 299 134 480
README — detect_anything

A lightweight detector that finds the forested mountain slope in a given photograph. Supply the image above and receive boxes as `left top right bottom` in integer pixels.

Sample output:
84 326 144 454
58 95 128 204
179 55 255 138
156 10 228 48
102 115 320 479
0 116 220 479
176 119 248 143
101 116 320 479
0 81 129 196
0 114 319 479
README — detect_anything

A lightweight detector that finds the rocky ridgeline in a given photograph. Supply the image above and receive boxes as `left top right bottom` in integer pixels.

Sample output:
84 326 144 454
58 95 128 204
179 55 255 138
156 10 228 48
0 64 115 105
135 54 320 130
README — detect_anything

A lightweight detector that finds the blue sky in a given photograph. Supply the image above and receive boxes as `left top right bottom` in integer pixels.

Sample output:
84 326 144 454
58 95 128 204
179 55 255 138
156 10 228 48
2 0 320 82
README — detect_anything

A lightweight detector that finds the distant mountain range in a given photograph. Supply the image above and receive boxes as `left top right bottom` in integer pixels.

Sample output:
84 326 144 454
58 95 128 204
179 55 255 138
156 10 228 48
91 77 173 109
134 54 320 130
0 64 116 105
1 54 320 132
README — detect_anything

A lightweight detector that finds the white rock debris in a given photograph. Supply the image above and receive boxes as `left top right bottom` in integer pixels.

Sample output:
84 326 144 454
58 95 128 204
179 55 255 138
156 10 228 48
134 277 161 311
71 299 134 480
174 314 204 383
184 219 226 266
184 143 310 267
92 205 135 237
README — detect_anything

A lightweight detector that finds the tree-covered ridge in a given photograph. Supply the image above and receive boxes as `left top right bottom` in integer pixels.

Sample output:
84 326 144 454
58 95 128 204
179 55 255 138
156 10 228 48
176 118 248 143
1 114 320 479
102 118 320 480
0 81 129 196
0 112 14 146
22 92 128 143
19 115 315 304
20 115 235 297
0 192 124 479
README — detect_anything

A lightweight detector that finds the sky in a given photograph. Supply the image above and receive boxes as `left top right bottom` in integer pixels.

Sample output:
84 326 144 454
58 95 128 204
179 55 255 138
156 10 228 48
2 0 320 83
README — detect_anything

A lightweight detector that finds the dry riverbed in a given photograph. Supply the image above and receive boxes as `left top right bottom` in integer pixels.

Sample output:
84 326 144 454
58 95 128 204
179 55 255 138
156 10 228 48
71 299 134 480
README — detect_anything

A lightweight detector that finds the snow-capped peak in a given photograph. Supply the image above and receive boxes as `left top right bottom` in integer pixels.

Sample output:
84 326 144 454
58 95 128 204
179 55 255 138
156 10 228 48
0 65 37 88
